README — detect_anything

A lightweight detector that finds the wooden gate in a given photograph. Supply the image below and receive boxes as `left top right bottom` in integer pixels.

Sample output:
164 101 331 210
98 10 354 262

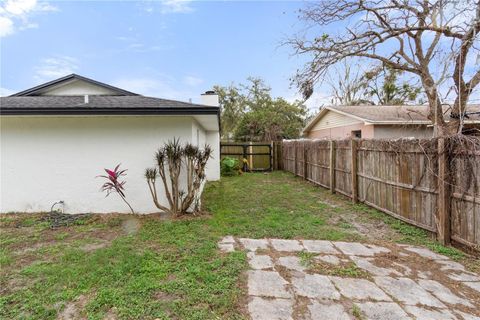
220 142 273 171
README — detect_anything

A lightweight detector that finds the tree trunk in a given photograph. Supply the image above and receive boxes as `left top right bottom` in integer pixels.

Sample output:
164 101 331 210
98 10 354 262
422 74 448 136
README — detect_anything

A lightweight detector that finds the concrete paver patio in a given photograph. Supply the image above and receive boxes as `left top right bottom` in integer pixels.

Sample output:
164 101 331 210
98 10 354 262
218 237 480 320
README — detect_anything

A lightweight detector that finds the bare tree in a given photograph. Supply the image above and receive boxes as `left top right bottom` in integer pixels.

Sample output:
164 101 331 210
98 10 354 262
288 0 480 136
326 59 374 105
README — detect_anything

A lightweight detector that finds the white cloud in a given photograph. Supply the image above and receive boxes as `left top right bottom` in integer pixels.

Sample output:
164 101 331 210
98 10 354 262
114 35 169 53
161 0 193 14
183 75 204 87
34 56 79 81
112 76 204 103
0 0 58 37
112 77 183 100
0 16 14 37
142 0 193 15
0 87 15 96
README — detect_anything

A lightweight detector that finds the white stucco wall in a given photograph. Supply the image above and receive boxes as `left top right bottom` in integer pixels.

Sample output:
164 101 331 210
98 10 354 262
0 115 219 214
205 131 220 181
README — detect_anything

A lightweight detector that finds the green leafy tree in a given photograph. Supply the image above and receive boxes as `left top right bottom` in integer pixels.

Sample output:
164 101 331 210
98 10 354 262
365 67 423 105
216 78 307 141
214 84 245 141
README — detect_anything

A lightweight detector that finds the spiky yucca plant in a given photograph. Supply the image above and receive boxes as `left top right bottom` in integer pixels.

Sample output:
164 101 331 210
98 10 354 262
145 138 212 215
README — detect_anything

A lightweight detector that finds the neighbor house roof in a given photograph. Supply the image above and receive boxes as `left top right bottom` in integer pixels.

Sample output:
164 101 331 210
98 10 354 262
10 74 139 96
303 105 480 133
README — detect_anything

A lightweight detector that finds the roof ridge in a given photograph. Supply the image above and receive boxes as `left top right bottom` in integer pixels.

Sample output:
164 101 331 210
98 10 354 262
10 74 139 97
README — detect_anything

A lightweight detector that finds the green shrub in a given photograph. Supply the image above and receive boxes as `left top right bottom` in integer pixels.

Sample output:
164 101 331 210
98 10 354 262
221 157 240 176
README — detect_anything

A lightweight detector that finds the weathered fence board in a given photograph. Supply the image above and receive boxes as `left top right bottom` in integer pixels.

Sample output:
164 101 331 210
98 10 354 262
282 138 479 250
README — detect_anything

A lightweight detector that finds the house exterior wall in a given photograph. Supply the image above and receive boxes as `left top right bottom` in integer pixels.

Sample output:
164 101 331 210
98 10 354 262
307 123 375 139
0 115 219 214
307 123 433 140
310 110 363 131
373 125 433 138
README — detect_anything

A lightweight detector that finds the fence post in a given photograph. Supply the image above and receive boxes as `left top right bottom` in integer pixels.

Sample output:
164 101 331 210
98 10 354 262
294 142 298 176
351 139 358 203
303 142 308 180
437 137 451 245
270 141 274 171
330 140 336 193
278 142 283 170
248 142 253 171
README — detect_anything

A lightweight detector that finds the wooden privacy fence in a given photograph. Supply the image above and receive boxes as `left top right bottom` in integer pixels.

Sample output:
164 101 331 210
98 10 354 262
220 141 284 171
282 138 480 250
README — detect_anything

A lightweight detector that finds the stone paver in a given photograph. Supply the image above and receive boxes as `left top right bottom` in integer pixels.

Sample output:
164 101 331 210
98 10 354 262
248 252 274 270
301 240 340 254
248 297 293 320
463 281 480 293
220 235 235 243
270 239 304 252
447 271 480 282
330 277 391 301
333 242 389 256
404 306 456 320
349 256 402 277
437 259 466 271
307 301 351 320
417 270 433 279
456 310 480 320
291 274 340 299
247 270 292 298
418 279 472 307
218 243 235 252
218 237 479 320
239 238 269 251
393 262 412 276
356 302 411 320
316 254 340 265
277 256 306 272
374 277 445 307
403 246 449 260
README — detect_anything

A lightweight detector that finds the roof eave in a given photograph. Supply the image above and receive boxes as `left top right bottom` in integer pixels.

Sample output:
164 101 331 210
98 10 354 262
0 106 220 116
364 121 431 125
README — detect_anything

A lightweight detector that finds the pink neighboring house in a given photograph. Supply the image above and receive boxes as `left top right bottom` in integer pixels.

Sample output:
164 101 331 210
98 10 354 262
303 105 480 139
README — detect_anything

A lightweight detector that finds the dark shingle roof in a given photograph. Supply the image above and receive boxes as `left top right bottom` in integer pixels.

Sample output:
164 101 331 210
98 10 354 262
0 95 219 115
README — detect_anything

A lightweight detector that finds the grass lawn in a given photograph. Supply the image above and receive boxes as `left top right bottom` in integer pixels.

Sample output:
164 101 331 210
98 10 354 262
0 171 476 319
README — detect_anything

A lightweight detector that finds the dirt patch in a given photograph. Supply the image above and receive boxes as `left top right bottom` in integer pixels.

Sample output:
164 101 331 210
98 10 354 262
153 291 178 302
102 308 118 320
57 294 90 320
121 216 141 235
80 241 110 252
329 213 394 241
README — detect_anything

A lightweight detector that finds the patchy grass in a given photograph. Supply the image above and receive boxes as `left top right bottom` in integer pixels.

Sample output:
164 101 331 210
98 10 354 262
0 171 474 319
352 304 365 320
312 261 371 279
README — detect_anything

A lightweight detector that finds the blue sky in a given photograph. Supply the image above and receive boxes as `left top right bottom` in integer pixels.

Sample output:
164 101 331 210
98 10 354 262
1 0 327 108
2 1 477 108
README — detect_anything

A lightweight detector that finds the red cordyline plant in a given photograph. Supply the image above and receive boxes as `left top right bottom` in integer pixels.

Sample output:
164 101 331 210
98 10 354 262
145 138 212 216
98 164 135 214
